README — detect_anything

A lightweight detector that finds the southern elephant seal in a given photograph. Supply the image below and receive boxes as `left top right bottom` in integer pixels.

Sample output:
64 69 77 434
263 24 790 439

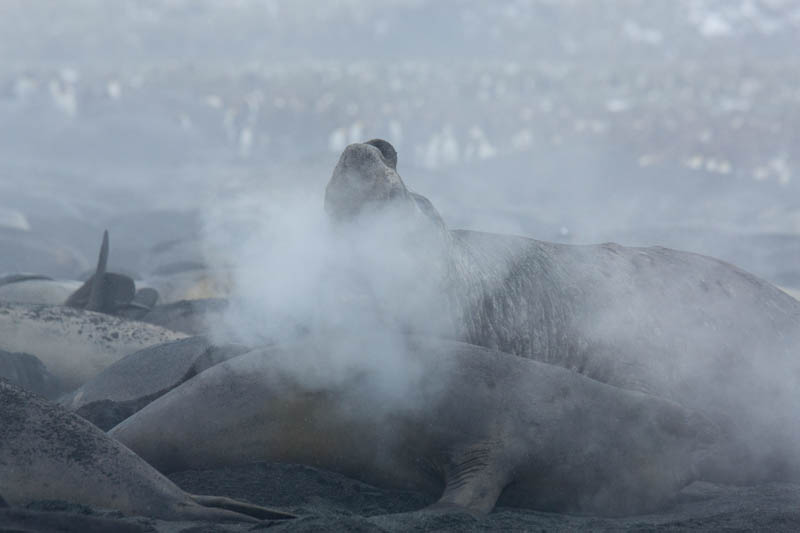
0 349 64 399
135 298 230 335
0 277 82 305
110 337 719 516
0 302 186 391
323 140 800 483
0 379 294 522
61 335 249 429
0 230 88 279
64 230 137 313
0 231 140 312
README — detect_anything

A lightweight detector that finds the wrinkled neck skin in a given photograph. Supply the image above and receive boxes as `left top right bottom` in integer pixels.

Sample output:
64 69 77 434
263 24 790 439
324 142 576 361
445 232 580 366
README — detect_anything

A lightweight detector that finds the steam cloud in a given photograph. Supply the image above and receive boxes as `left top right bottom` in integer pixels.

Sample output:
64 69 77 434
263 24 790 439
200 172 455 409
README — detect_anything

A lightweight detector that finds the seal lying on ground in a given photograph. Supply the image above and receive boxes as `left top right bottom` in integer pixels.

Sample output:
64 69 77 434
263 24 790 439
0 231 140 312
0 349 64 399
324 140 800 483
0 302 186 391
60 336 249 429
110 337 719 516
0 274 82 305
0 379 294 522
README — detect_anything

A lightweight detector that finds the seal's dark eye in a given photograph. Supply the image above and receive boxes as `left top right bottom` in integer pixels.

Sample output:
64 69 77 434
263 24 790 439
365 139 398 170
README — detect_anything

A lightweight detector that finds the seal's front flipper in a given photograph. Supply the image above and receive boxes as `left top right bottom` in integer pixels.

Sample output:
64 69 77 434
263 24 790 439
66 230 110 310
428 446 509 515
65 231 136 313
190 494 296 520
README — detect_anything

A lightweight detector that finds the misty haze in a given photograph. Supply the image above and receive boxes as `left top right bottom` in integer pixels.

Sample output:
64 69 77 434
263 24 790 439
2 1 800 531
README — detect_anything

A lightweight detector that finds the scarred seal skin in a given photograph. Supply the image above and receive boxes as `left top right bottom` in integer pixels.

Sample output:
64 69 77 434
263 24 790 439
110 337 720 517
0 379 294 521
323 140 800 484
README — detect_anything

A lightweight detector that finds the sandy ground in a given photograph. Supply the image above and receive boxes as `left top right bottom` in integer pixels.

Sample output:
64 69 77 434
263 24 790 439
6 461 800 532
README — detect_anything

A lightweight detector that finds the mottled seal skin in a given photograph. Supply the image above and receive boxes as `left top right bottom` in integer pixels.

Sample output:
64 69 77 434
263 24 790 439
0 380 294 521
324 141 800 483
0 302 187 391
110 338 719 517
60 336 249 429
0 349 64 399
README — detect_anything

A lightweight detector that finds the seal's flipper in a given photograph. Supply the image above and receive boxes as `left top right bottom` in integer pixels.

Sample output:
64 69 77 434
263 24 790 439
114 287 159 320
132 287 159 309
66 230 109 310
430 447 509 514
65 231 136 313
0 493 7 508
87 230 110 311
103 272 136 310
190 494 296 520
64 280 91 308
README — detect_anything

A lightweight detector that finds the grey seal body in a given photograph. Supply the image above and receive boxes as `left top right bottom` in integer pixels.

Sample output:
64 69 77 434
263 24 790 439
0 349 64 399
324 141 800 482
110 338 718 516
0 379 293 521
0 278 83 305
60 335 248 429
0 302 186 391
1 231 137 313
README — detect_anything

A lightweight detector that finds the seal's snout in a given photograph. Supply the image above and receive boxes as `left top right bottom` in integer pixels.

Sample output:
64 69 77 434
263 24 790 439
325 140 408 221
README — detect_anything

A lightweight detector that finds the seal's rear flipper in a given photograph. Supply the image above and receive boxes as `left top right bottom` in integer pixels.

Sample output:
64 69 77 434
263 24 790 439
66 230 110 310
190 494 296 520
426 447 509 515
65 231 136 313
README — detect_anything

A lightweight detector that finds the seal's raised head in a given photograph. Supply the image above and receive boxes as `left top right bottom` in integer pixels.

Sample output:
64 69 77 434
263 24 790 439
325 139 445 229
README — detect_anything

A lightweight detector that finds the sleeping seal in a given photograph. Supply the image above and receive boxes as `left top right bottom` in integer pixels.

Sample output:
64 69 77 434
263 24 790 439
0 379 294 522
110 337 720 516
323 140 800 483
0 302 186 391
60 336 249 429
0 231 138 312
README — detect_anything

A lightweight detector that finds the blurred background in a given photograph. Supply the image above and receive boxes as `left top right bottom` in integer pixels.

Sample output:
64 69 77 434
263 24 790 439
1 0 799 292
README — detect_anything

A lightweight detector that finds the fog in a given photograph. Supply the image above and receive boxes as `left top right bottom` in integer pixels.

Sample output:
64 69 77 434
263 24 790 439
1 0 798 287
4 1 800 522
3 0 799 404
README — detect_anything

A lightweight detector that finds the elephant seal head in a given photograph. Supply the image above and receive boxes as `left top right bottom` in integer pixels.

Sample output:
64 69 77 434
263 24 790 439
324 139 446 231
322 140 454 336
